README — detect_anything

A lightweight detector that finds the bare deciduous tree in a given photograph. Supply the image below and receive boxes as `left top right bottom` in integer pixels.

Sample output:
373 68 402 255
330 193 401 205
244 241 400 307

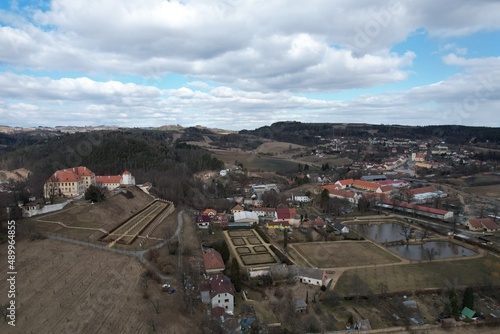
150 299 160 315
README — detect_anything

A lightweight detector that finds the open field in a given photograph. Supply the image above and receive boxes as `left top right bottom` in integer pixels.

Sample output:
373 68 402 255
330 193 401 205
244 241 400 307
292 241 402 268
0 238 202 333
465 184 500 197
334 254 500 296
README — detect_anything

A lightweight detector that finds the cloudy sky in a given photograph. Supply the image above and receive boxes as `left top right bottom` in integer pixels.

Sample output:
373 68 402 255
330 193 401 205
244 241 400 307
1 0 499 130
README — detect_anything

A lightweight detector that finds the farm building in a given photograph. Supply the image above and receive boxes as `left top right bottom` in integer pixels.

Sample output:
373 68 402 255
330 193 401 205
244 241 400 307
270 265 329 287
234 211 259 225
404 186 447 203
465 218 499 232
361 175 387 181
378 200 453 220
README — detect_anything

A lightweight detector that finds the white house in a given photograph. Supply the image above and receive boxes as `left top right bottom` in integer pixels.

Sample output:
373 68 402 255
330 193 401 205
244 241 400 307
290 266 327 287
208 274 235 314
96 171 136 191
290 194 312 203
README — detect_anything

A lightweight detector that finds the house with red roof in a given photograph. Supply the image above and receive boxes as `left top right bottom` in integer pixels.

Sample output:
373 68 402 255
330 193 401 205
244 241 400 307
352 180 380 192
96 170 135 190
202 274 235 314
334 179 355 188
465 218 499 232
231 204 244 214
327 189 360 204
203 249 225 274
202 208 217 217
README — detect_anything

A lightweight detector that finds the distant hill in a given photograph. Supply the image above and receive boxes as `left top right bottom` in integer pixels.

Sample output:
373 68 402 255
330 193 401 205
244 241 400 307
0 129 224 205
240 121 500 146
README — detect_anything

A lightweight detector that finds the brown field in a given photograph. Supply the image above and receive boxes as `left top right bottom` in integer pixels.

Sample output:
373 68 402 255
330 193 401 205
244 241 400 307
231 238 246 246
335 254 500 296
465 184 500 197
228 230 255 237
0 238 202 334
241 253 277 265
254 141 307 155
253 245 268 253
236 247 251 254
248 237 262 245
292 241 401 268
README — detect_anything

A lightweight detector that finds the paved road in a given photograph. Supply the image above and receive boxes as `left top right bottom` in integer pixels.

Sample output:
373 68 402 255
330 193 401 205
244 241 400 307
18 210 184 282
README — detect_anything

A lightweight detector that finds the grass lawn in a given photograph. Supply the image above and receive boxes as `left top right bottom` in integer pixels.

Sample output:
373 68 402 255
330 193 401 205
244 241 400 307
335 254 500 296
293 241 401 268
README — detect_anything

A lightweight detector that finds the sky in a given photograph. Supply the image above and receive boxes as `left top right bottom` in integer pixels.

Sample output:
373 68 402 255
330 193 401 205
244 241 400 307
0 0 499 131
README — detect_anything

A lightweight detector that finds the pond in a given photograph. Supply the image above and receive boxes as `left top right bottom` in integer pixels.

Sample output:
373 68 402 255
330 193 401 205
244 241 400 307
387 241 477 261
350 223 408 243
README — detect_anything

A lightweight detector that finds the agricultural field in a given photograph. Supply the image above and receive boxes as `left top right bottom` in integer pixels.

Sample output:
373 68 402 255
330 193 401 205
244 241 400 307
334 254 500 297
224 229 280 267
291 241 402 268
0 238 202 333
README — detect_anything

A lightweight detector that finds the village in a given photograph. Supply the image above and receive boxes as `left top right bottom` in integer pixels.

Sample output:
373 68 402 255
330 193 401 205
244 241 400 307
1 127 500 333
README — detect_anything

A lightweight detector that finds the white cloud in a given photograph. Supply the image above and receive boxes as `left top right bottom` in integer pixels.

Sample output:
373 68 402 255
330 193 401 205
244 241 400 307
1 1 500 128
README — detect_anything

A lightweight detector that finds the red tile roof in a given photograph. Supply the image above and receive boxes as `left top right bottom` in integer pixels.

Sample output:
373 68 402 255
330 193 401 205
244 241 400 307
203 249 225 272
48 169 81 183
208 274 235 298
96 175 121 184
353 180 380 191
336 179 354 186
322 184 341 193
406 186 438 196
73 166 94 176
384 200 449 216
203 208 217 216
231 204 244 211
329 189 356 198
469 218 499 230
276 207 291 219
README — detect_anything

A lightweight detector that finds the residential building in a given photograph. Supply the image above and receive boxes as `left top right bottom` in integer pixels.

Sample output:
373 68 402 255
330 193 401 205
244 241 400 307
203 249 225 274
195 215 210 229
231 204 244 214
465 218 499 232
207 274 235 314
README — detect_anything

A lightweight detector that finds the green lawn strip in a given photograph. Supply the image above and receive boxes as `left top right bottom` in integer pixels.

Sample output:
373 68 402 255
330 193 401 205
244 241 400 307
335 254 500 296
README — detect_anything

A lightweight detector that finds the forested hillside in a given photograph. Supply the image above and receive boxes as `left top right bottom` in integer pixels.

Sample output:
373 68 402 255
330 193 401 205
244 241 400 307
241 122 500 145
0 130 224 206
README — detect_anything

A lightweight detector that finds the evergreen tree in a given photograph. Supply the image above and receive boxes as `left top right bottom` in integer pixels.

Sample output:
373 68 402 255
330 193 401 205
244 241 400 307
283 228 288 249
229 258 241 292
84 185 105 202
448 289 460 319
462 286 474 310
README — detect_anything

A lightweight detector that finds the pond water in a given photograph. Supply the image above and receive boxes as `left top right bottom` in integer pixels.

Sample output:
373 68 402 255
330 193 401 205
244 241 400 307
351 223 407 243
387 241 477 260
